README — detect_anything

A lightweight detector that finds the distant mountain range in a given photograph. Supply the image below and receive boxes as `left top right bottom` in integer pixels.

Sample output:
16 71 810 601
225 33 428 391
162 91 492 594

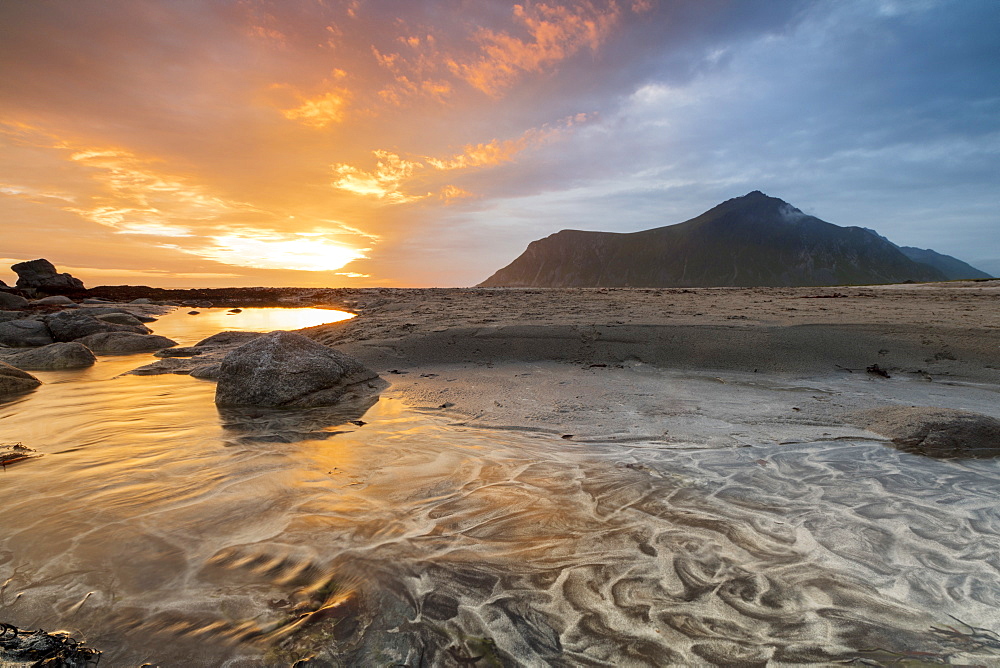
479 191 992 288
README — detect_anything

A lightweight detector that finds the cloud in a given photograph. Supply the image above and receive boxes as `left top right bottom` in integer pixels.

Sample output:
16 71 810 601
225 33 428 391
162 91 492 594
165 229 368 272
281 90 349 127
332 150 428 202
448 2 622 96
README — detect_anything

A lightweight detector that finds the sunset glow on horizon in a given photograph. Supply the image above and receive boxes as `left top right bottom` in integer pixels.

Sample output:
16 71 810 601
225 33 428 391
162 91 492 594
2 1 997 287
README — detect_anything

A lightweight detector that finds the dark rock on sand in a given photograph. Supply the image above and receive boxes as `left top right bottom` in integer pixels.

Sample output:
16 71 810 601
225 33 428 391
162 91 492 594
11 258 85 291
859 406 1000 458
0 360 42 397
0 292 29 309
0 342 96 369
215 331 380 408
46 310 149 341
0 318 54 347
76 332 177 354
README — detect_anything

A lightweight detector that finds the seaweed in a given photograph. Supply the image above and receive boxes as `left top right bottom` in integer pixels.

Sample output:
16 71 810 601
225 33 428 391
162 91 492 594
1 443 39 469
0 623 102 666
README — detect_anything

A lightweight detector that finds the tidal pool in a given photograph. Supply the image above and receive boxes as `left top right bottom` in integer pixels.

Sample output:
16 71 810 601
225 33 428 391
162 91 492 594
1 308 999 666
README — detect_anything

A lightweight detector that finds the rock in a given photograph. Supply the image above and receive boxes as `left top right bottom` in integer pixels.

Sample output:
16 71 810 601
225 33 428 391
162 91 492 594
46 310 149 341
0 360 41 397
96 312 145 326
128 357 193 375
81 307 158 323
0 342 96 369
75 332 177 354
859 406 1000 458
190 363 222 379
0 318 54 347
32 295 75 306
0 292 29 309
215 331 381 408
196 331 263 347
11 258 85 291
131 331 262 376
130 298 153 304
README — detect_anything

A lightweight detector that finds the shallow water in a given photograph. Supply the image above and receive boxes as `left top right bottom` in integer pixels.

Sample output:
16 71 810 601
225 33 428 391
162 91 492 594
1 308 999 666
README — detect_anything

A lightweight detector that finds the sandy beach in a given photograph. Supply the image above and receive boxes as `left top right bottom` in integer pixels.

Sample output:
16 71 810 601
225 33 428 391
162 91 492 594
303 280 1000 439
2 281 999 666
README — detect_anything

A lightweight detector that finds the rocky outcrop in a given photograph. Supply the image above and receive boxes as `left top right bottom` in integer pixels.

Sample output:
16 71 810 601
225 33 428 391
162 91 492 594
75 332 177 354
480 191 949 288
858 406 1000 458
0 342 96 369
215 331 381 408
11 259 85 291
0 360 41 397
0 292 29 309
46 310 149 342
0 318 54 347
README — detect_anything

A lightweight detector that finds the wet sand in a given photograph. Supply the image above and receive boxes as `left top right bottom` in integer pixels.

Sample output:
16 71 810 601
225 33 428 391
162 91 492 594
288 281 1000 665
3 282 999 666
306 280 1000 435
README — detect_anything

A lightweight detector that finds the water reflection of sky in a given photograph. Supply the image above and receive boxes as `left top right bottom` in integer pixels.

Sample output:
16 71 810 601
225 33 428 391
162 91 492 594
148 307 354 347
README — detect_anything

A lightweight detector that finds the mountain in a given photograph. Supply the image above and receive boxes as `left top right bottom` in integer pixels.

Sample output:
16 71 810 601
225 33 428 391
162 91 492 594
479 191 948 288
897 247 992 280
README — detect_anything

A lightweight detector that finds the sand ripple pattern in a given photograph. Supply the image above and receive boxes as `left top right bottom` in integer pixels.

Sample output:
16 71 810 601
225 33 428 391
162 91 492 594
2 380 999 665
301 431 1000 666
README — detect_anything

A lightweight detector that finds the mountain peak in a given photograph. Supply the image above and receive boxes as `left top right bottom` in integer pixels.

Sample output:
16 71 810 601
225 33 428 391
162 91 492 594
479 193 952 288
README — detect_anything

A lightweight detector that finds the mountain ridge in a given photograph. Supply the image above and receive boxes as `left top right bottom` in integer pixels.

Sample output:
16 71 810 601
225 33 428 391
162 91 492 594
479 192 955 288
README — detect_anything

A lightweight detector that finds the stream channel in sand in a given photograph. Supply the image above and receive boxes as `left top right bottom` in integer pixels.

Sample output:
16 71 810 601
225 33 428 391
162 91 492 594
1 307 1000 666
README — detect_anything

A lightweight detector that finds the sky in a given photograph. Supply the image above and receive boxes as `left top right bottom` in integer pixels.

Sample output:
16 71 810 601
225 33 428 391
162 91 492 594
1 0 998 288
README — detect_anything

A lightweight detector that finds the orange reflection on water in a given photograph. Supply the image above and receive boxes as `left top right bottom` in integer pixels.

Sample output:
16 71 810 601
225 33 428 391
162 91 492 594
150 306 355 347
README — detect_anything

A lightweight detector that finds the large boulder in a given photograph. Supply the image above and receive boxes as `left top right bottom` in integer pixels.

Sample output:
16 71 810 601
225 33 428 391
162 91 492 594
0 292 29 309
859 406 1000 458
0 360 41 397
46 310 149 341
0 318 54 347
215 331 380 408
11 258 85 291
0 342 96 370
75 332 177 354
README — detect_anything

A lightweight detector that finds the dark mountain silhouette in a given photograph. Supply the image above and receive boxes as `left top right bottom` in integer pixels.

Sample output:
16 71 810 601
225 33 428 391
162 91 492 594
479 191 949 287
897 247 992 280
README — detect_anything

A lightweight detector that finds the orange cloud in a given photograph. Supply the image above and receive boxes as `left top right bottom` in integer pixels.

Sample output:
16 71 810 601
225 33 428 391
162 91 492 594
332 150 428 202
169 229 368 272
426 138 527 171
449 2 622 96
281 90 349 128
66 148 256 236
440 185 476 204
333 113 592 202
